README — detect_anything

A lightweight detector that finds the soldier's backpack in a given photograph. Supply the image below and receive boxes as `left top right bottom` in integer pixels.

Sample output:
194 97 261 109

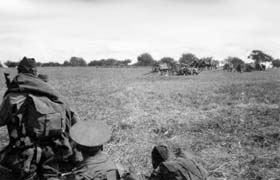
0 92 73 178
25 94 68 139
159 158 208 180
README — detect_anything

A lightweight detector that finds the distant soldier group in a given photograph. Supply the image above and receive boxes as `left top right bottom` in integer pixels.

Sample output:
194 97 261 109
152 63 200 76
0 57 208 180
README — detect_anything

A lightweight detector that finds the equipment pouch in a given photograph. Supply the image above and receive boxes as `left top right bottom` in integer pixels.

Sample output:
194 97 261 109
26 95 66 138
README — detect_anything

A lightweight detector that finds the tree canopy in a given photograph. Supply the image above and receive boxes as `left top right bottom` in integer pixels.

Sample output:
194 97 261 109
123 59 132 65
159 57 175 65
41 62 62 67
135 53 156 66
248 50 273 64
179 53 199 65
272 59 280 68
64 57 87 66
63 60 71 66
224 56 244 68
88 59 131 67
4 60 19 68
200 57 213 64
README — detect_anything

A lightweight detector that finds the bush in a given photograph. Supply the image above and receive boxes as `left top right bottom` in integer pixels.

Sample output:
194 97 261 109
64 57 87 66
224 56 244 69
41 62 62 67
4 60 19 68
272 59 280 68
179 53 199 65
159 57 176 66
88 59 131 67
134 53 156 66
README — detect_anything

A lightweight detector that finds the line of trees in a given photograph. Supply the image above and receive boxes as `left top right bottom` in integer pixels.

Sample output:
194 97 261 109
134 53 220 69
222 50 280 72
0 57 132 68
88 59 131 66
134 51 280 69
1 51 280 68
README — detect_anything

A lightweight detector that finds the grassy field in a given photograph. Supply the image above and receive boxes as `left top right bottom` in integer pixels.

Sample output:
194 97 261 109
0 67 280 180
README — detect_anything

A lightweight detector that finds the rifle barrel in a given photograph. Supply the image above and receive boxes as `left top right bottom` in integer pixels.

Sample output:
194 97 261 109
4 73 11 89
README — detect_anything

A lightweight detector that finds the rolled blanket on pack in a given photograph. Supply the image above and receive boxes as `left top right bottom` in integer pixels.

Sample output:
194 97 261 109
5 73 59 99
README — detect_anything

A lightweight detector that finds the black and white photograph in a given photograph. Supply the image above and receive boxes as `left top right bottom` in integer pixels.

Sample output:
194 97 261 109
0 0 280 180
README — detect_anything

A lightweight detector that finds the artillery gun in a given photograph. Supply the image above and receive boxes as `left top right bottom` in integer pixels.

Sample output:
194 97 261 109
152 62 200 76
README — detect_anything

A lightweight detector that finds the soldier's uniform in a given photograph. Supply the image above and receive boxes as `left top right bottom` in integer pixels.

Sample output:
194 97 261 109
66 121 120 180
73 151 119 180
0 57 79 180
149 145 208 180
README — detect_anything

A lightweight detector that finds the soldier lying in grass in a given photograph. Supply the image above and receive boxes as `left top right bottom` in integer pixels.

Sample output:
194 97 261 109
148 145 208 180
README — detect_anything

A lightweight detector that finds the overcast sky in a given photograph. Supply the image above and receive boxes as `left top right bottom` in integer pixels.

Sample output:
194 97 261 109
0 0 279 63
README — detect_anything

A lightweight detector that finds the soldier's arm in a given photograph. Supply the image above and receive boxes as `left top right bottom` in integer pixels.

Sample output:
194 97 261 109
64 108 80 135
146 168 161 180
66 106 80 125
71 110 80 125
122 173 140 180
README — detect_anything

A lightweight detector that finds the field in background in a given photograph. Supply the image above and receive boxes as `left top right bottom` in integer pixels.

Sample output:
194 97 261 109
1 67 280 180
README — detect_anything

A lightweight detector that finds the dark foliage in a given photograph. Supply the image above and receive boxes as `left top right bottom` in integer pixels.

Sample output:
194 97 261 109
179 53 199 66
225 56 244 68
134 53 156 66
88 59 131 67
4 60 19 68
248 50 273 64
64 57 87 66
41 62 62 67
159 57 176 65
272 59 280 68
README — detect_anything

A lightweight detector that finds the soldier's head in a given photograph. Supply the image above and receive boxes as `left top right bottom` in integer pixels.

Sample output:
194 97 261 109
17 57 37 76
151 145 169 169
70 120 111 157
